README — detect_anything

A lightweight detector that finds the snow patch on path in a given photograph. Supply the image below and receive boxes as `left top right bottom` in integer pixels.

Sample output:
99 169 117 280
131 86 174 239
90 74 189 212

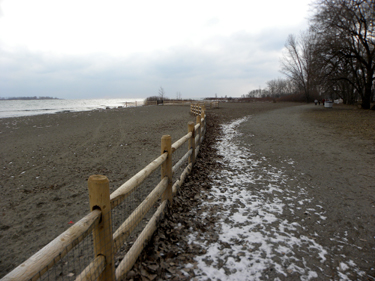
187 117 362 280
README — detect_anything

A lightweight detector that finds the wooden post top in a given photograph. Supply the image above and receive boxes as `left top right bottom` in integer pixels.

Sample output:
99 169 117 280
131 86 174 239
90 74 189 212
88 175 108 183
161 135 171 141
88 175 110 212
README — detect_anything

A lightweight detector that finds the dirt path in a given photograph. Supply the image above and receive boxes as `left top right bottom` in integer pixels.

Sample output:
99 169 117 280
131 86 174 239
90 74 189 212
235 104 375 279
190 104 375 280
129 103 375 280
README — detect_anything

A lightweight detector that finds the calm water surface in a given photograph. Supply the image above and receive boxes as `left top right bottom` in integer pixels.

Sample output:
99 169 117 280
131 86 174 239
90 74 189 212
0 98 145 118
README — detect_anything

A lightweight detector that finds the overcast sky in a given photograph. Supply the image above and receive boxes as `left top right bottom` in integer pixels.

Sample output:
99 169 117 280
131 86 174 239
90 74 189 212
0 0 312 100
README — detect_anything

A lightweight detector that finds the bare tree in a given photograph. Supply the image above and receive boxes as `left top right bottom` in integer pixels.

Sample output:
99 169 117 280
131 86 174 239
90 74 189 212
311 0 375 109
280 31 320 102
247 89 265 98
266 78 292 97
266 80 278 97
158 86 165 101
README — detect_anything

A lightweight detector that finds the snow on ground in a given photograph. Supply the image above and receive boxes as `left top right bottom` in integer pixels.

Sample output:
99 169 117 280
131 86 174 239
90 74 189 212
186 117 363 280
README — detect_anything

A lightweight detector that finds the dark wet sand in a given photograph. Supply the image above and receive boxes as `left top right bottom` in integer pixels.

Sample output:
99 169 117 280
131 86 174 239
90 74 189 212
0 105 195 277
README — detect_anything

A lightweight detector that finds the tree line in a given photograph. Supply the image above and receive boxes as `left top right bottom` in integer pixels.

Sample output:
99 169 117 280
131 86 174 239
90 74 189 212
247 0 374 109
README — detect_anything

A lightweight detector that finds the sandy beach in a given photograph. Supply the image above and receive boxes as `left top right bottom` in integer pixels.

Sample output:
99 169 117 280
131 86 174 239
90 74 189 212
0 105 195 277
1 102 374 279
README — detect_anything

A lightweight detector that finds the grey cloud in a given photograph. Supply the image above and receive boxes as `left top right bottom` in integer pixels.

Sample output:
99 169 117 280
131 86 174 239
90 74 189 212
205 17 220 27
0 0 3 17
1 29 290 99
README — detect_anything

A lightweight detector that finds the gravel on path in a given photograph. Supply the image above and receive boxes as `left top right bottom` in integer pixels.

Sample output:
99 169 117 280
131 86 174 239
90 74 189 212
128 102 375 280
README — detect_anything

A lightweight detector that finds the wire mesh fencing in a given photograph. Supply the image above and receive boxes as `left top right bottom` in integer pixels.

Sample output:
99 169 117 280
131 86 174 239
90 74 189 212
32 232 96 281
3 105 206 281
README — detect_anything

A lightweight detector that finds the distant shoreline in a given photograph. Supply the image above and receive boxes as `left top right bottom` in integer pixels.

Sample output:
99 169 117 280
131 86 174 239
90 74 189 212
0 96 60 100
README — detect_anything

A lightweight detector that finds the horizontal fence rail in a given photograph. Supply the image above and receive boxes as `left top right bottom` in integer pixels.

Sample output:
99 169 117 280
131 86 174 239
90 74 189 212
144 100 218 109
110 153 168 209
2 210 102 281
2 105 207 281
190 101 218 116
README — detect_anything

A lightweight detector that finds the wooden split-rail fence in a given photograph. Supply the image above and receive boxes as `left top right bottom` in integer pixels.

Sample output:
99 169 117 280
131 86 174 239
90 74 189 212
190 103 203 116
190 102 219 116
145 100 219 109
2 105 206 281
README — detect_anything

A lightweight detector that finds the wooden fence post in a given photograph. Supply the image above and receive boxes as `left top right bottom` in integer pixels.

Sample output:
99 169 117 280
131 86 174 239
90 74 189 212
161 135 173 204
201 109 205 135
188 122 195 164
88 175 115 281
196 115 201 146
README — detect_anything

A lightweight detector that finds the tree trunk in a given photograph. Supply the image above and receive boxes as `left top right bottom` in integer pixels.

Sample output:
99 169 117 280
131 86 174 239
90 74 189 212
361 67 374 109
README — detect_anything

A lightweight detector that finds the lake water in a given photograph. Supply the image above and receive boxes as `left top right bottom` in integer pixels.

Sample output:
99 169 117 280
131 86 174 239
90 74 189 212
0 98 145 118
